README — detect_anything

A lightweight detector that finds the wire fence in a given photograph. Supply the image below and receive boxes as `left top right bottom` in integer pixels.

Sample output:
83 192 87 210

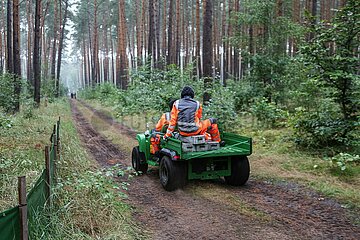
0 117 60 240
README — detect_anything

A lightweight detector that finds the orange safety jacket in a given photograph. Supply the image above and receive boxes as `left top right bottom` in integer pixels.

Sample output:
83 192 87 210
155 112 171 132
165 97 202 137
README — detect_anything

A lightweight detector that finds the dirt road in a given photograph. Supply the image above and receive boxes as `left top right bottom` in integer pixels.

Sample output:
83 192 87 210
71 100 360 240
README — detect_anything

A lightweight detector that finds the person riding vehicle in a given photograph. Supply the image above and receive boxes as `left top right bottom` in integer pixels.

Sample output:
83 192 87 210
155 99 177 132
164 86 221 142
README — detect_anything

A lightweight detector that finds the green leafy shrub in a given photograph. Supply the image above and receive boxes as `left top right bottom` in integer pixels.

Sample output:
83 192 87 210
289 100 357 147
325 153 360 171
250 97 288 128
0 111 12 129
42 79 68 102
0 74 16 112
203 82 237 132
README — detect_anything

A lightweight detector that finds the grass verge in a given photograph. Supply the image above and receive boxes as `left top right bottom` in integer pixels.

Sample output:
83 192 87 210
0 99 144 239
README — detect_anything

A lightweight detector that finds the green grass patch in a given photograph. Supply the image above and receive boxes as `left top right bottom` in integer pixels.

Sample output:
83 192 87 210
0 99 145 239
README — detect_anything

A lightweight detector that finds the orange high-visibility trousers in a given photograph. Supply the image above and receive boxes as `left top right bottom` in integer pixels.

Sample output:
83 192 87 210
199 119 221 142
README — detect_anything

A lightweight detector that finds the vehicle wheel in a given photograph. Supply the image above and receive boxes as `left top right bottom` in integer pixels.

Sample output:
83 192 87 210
131 146 148 173
159 156 187 191
225 156 250 186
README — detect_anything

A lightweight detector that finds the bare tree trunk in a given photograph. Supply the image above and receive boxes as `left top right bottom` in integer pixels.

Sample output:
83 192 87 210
82 39 88 86
291 0 301 55
195 0 201 78
162 0 167 62
92 0 99 86
227 0 232 78
26 0 33 84
50 0 58 80
33 0 41 106
86 42 91 85
222 0 227 83
175 0 181 65
136 0 142 66
167 0 175 65
233 0 239 79
310 0 318 40
203 0 213 103
6 0 12 73
0 0 4 73
40 1 49 80
148 0 154 58
111 38 115 84
103 12 109 82
117 0 128 89
141 0 147 60
13 0 21 112
55 0 68 97
155 0 161 67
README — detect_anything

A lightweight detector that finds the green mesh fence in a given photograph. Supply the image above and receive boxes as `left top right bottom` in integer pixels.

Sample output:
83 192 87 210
0 207 20 240
27 171 47 220
0 120 59 240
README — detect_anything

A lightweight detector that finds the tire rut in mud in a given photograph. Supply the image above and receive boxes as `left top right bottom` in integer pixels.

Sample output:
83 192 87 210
70 100 127 167
72 100 360 240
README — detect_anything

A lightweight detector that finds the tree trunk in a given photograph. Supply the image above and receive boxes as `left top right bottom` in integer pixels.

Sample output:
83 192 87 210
155 0 161 67
117 0 128 89
0 0 4 73
195 0 201 78
148 0 154 58
40 1 49 80
33 0 41 106
50 0 58 80
233 0 239 79
141 0 147 60
26 0 33 84
167 0 175 65
12 0 21 112
103 12 109 82
203 0 213 103
136 0 142 66
310 0 318 39
92 0 99 86
221 0 227 83
175 0 181 65
162 0 167 62
111 39 115 84
82 39 88 86
6 0 12 73
55 0 68 97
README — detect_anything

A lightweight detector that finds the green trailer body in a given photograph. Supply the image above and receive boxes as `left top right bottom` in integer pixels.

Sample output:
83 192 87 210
133 132 252 191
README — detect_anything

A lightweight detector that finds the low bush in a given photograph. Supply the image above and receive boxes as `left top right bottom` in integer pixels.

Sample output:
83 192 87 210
0 74 16 112
289 100 358 148
250 97 288 128
324 153 360 172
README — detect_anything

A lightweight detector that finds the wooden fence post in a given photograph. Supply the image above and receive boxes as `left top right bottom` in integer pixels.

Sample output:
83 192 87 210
18 176 28 240
53 134 57 184
57 117 61 149
45 146 51 208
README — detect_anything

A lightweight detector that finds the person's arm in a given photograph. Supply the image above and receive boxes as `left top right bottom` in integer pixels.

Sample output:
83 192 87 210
165 102 179 137
155 114 166 131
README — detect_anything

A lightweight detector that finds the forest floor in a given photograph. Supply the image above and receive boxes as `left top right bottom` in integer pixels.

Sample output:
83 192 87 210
71 99 360 240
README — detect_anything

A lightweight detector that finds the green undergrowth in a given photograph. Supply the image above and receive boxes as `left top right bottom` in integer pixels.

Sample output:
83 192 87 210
83 99 360 210
0 99 144 239
235 120 360 209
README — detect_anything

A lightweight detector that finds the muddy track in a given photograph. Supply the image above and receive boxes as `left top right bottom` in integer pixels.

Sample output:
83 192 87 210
71 99 360 240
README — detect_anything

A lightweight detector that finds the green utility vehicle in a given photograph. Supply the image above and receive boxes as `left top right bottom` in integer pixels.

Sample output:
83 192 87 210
132 132 252 191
